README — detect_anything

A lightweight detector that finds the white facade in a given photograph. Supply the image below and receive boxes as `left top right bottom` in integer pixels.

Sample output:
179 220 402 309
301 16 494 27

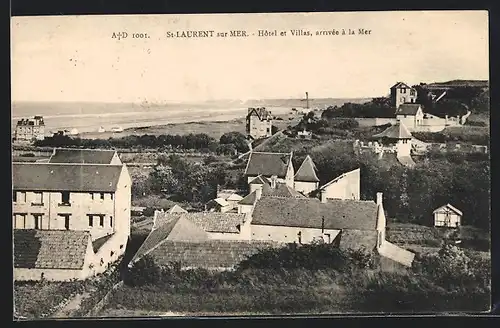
319 168 361 201
433 204 462 228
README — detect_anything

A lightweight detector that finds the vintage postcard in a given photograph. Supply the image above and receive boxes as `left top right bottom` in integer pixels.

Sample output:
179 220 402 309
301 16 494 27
11 10 490 318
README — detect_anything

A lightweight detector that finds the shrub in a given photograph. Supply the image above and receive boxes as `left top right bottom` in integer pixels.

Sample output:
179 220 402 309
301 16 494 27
125 255 162 287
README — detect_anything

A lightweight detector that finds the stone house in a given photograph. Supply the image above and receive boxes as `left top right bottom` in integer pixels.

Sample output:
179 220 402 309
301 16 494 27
246 107 273 140
371 121 413 158
433 204 462 228
314 168 361 201
14 116 45 143
293 155 320 195
49 148 122 165
395 104 424 131
244 151 295 188
12 160 131 281
390 82 418 108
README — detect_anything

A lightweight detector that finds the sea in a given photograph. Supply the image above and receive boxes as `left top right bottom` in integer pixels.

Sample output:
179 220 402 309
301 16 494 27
11 98 370 135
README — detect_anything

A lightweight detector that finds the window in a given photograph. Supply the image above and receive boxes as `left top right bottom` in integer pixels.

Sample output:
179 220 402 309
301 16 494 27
99 215 104 227
12 191 17 202
110 193 114 200
100 193 105 200
90 193 95 200
14 213 26 229
33 214 42 229
59 214 71 230
18 192 26 203
88 215 94 227
324 234 331 243
61 192 70 205
32 192 43 205
110 216 113 227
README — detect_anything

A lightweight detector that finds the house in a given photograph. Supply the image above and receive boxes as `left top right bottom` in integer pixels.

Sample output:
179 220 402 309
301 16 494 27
246 107 273 140
12 161 131 281
249 192 415 267
14 116 45 143
433 204 462 228
216 189 244 209
153 211 250 241
49 148 122 165
315 168 361 201
206 198 232 213
244 151 294 188
293 155 320 195
395 104 424 131
371 121 413 159
390 82 418 108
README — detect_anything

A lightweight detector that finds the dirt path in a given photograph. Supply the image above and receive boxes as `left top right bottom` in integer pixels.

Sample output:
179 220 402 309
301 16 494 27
51 292 90 318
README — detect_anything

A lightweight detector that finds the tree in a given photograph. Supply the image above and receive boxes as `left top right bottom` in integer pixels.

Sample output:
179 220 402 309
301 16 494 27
220 132 249 153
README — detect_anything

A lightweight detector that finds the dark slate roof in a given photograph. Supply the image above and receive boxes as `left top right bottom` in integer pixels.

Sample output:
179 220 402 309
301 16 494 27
14 230 90 269
49 148 118 164
155 212 246 234
395 104 422 116
294 155 320 182
252 197 378 230
372 122 412 140
92 234 114 253
13 162 123 192
145 240 283 270
247 108 272 121
238 190 258 206
131 216 209 264
262 183 306 199
244 152 292 178
390 82 412 89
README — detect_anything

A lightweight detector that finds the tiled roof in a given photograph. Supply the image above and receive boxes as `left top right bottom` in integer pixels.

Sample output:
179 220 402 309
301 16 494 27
131 216 209 264
155 212 245 233
372 122 412 140
49 148 118 164
262 183 306 199
395 104 422 116
145 240 283 270
252 197 378 230
294 155 320 182
14 230 90 270
244 152 292 178
92 234 114 253
226 194 244 201
238 191 258 206
13 163 123 192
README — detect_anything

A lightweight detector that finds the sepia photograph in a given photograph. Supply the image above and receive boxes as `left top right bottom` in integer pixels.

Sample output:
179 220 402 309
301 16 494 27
11 10 491 318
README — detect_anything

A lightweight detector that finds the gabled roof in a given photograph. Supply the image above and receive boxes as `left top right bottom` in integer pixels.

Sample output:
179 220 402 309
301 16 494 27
238 190 258 206
252 197 378 230
247 107 272 121
294 155 320 182
12 162 123 192
262 182 306 199
320 168 360 190
433 203 463 216
137 240 282 270
390 82 412 90
131 216 209 264
226 193 244 201
372 122 412 140
167 204 188 214
209 198 230 207
395 104 422 116
14 230 90 270
244 152 292 178
92 234 114 253
49 148 119 164
155 212 246 234
249 175 269 185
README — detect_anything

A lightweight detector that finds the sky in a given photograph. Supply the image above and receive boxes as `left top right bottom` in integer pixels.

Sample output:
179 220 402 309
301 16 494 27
11 11 489 103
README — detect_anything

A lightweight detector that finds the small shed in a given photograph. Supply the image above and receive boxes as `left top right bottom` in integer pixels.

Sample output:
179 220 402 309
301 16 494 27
206 198 232 213
433 204 462 228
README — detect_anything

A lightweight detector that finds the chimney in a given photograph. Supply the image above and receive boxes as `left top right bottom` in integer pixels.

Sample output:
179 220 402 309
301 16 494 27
320 190 327 203
270 175 278 189
376 192 383 206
